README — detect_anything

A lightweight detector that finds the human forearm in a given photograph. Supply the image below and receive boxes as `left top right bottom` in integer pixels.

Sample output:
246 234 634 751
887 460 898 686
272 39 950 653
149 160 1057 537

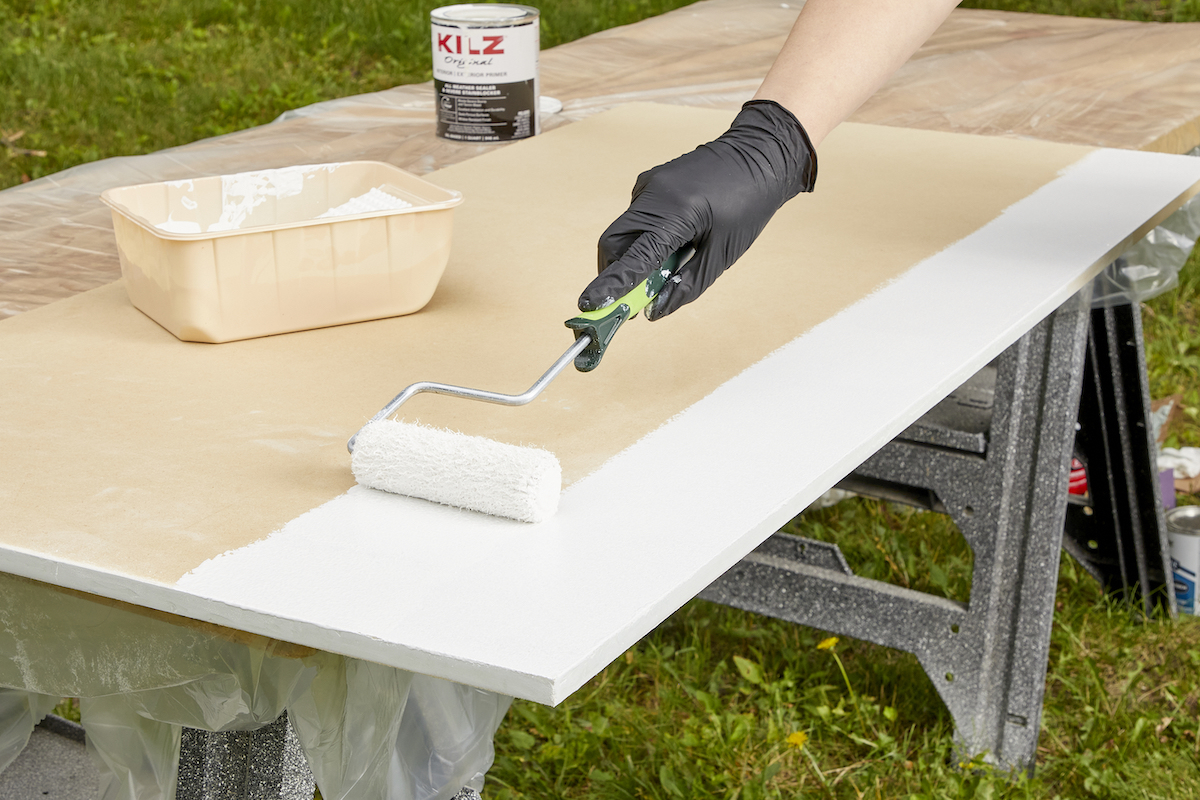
754 0 961 147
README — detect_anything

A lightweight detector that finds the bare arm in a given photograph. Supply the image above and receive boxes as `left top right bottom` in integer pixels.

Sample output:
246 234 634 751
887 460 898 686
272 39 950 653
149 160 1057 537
755 0 961 147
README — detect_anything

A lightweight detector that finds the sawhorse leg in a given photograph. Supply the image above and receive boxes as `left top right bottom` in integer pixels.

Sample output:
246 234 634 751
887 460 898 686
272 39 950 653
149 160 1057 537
1063 302 1175 615
701 289 1093 772
176 713 314 800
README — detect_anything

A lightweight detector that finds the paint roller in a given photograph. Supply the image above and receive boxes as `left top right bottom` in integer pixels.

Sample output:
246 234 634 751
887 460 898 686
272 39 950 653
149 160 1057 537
348 250 693 523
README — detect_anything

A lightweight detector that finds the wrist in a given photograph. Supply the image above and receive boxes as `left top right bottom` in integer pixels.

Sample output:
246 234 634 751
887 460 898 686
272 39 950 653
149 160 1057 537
730 99 819 197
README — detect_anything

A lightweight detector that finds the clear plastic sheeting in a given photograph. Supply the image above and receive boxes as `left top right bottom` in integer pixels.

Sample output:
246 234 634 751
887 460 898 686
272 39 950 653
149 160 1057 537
0 689 59 775
4 0 1200 318
0 573 511 800
395 676 511 798
82 695 187 800
1092 148 1200 307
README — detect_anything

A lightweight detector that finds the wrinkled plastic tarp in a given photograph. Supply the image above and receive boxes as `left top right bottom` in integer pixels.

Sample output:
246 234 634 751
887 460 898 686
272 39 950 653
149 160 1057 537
0 690 59 776
0 573 510 800
1091 148 1200 307
3 0 1200 318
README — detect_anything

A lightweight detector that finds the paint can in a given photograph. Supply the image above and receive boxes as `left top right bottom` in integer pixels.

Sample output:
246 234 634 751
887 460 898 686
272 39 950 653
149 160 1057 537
431 4 540 143
1167 505 1200 615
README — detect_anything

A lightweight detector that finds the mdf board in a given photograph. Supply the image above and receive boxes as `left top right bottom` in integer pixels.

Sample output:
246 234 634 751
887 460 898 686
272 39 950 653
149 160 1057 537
2 104 1198 703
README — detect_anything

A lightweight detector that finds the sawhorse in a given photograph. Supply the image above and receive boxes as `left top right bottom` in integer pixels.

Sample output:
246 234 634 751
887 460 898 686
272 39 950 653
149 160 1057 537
700 290 1174 771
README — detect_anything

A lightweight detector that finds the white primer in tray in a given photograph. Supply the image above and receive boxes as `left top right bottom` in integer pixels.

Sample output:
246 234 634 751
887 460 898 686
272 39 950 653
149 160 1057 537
101 161 463 343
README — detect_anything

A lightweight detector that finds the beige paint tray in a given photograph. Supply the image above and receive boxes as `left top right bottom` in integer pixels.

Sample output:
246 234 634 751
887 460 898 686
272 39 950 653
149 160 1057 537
100 162 463 343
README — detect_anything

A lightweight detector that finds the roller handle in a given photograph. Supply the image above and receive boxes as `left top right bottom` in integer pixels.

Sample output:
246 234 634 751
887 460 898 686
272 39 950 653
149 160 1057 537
563 247 694 372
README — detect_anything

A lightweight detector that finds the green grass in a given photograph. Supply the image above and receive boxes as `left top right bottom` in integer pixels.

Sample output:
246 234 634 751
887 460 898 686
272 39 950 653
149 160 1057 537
961 0 1200 19
1143 250 1200 448
19 0 1200 796
487 503 1200 800
0 0 700 189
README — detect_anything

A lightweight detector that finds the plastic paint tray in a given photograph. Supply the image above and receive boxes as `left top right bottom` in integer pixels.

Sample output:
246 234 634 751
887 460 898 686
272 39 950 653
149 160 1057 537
100 162 464 343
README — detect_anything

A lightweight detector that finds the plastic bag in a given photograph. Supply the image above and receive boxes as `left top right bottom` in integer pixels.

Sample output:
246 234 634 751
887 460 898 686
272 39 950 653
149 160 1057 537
394 676 512 799
0 573 510 800
1091 148 1200 308
0 689 59 775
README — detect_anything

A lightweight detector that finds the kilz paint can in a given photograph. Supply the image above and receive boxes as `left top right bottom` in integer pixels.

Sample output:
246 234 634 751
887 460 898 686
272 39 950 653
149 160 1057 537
1167 505 1200 615
431 4 540 142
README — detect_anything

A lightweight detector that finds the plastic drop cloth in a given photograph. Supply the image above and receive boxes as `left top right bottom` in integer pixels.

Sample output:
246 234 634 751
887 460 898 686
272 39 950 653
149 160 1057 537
1091 147 1200 307
0 573 510 800
0 689 59 776
4 0 1200 319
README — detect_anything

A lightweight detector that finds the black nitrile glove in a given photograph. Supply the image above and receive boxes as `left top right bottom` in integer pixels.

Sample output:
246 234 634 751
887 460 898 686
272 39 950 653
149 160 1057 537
579 99 817 320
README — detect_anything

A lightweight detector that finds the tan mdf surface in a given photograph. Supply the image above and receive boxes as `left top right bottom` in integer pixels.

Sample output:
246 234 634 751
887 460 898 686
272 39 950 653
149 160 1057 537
0 104 1089 585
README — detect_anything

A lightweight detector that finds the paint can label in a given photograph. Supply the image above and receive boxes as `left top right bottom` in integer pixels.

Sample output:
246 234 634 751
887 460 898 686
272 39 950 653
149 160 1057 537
1167 506 1200 615
431 4 540 142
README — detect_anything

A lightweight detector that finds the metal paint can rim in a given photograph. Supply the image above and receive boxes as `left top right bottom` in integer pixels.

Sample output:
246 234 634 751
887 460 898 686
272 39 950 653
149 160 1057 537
431 4 539 27
1167 504 1200 535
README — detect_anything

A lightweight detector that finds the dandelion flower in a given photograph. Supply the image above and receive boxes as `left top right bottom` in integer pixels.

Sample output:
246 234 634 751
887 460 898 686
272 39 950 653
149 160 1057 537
816 637 839 651
786 731 809 748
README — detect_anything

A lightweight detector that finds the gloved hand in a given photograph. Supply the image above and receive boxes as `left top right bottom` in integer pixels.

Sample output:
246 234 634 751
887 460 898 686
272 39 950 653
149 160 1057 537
578 99 817 321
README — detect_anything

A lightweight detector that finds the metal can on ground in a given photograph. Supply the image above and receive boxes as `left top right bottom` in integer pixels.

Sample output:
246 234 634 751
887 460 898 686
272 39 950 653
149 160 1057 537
1167 505 1200 614
431 4 540 143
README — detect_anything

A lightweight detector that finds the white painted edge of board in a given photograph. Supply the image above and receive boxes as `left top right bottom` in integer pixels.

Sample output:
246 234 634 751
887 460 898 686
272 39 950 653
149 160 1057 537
3 147 1199 707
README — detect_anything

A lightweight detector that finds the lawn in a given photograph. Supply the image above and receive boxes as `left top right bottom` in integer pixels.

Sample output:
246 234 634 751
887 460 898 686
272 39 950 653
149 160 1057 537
5 0 1199 797
0 0 704 190
2 0 1199 188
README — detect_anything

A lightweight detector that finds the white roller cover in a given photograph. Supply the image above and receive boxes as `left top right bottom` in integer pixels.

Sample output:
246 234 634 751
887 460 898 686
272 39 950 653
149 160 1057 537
351 420 562 523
